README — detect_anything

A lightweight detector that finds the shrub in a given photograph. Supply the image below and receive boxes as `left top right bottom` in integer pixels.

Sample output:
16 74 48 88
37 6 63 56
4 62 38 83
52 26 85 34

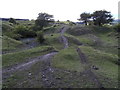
14 25 36 38
36 31 45 43
31 25 42 31
113 24 120 32
11 34 22 40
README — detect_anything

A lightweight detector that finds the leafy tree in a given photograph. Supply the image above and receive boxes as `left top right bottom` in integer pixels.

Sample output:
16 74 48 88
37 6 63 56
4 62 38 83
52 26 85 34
35 13 54 30
9 18 16 24
92 10 113 26
78 12 91 25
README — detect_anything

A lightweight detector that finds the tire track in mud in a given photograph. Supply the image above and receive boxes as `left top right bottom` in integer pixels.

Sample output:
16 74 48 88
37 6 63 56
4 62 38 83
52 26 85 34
60 26 69 49
3 25 106 88
2 25 69 88
2 52 58 79
41 26 70 87
77 48 105 89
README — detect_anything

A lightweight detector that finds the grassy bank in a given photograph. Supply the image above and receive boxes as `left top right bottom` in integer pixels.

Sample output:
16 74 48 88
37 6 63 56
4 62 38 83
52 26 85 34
3 46 55 68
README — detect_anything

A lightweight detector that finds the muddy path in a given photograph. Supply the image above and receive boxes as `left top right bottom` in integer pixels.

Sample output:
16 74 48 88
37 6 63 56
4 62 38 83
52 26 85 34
40 26 70 87
2 25 70 88
3 52 58 74
3 26 69 73
60 26 69 49
76 48 104 89
2 25 104 88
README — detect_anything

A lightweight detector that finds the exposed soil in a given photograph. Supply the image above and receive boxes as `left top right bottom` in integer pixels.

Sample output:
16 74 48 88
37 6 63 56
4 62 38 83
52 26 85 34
3 52 58 73
40 26 70 87
60 26 69 48
2 25 70 88
2 25 105 88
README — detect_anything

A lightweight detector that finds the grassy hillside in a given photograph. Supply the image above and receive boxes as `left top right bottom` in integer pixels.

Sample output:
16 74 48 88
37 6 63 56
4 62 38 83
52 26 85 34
52 47 85 72
2 20 118 88
51 25 118 88
3 46 55 68
2 36 22 51
45 33 64 50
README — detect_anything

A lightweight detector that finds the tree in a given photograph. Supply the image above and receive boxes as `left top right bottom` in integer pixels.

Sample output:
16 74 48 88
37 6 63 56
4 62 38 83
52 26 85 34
92 10 113 26
9 18 16 24
35 13 54 30
78 12 91 25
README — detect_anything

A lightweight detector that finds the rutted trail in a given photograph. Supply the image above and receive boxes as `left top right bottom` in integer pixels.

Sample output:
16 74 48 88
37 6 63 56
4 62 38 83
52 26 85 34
77 48 104 89
3 25 105 88
3 26 68 74
3 52 58 74
3 25 70 88
41 26 69 87
60 26 69 48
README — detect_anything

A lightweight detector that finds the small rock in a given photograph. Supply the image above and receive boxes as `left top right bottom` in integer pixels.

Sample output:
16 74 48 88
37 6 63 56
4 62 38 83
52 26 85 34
44 78 48 81
28 73 32 76
92 65 99 70
42 74 46 78
49 68 54 72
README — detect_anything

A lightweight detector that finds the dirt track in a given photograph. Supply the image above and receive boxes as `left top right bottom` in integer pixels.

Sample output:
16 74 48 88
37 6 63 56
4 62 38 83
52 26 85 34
2 26 70 88
3 26 105 88
77 48 104 89
60 26 69 48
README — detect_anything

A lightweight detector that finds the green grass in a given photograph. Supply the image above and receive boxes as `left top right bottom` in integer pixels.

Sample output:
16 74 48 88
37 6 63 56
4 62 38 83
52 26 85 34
3 61 43 88
2 24 118 88
2 46 55 68
64 34 82 46
97 33 117 46
64 33 95 47
43 25 61 34
66 25 92 36
90 31 118 55
64 25 118 88
89 25 115 34
79 45 118 88
52 47 85 72
45 33 64 50
2 36 22 51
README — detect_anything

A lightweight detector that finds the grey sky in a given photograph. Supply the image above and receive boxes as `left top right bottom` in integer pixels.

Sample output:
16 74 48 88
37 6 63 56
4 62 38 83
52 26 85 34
0 0 119 21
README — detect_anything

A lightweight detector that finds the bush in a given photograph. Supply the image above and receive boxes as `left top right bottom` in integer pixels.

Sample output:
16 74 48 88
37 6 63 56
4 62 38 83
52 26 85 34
11 34 22 40
113 24 120 32
14 25 37 38
31 25 42 31
36 31 45 43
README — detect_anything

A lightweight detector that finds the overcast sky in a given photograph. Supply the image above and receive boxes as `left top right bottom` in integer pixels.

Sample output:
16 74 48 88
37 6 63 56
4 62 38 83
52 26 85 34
0 0 119 21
